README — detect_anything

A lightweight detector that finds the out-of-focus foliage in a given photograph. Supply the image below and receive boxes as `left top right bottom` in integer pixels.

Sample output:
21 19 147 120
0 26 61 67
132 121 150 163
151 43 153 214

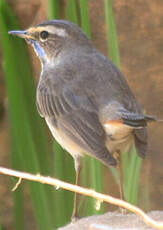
0 1 56 230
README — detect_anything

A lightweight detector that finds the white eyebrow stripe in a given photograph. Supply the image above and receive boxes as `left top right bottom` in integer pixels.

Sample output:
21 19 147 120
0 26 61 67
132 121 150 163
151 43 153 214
40 26 67 37
54 28 67 37
28 26 68 37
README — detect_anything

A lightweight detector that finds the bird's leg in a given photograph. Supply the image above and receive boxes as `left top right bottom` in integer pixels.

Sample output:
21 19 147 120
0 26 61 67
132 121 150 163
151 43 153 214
114 151 127 214
114 151 124 201
71 156 81 221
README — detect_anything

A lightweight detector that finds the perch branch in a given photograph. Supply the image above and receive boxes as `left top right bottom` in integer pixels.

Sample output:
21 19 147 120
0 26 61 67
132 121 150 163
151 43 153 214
0 166 163 229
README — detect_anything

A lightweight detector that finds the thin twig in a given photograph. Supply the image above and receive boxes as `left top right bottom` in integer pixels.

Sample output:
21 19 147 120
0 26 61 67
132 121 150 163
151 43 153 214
0 166 163 229
12 177 22 191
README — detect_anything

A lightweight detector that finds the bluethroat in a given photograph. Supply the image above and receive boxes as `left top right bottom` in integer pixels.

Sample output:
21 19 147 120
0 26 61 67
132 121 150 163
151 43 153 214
9 20 156 219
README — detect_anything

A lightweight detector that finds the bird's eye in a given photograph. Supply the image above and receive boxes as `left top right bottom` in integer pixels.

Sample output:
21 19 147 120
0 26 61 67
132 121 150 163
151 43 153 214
40 31 49 40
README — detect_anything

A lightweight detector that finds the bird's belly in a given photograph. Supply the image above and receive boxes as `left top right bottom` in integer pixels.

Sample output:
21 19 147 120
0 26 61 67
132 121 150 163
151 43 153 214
104 122 134 153
106 134 134 154
45 117 84 158
104 122 133 138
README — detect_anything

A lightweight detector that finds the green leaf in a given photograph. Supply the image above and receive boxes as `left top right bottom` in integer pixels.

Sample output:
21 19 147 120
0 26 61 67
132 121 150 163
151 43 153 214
65 0 79 24
79 0 91 38
104 0 120 68
47 0 60 19
10 126 24 230
0 216 3 230
53 141 74 227
122 149 142 205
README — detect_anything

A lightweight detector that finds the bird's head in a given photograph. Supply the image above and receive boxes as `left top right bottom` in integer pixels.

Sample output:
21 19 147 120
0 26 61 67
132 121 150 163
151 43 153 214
9 20 92 66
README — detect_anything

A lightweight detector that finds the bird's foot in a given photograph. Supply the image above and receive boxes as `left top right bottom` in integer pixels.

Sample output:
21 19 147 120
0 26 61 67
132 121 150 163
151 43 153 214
71 215 80 223
119 207 128 214
114 207 128 215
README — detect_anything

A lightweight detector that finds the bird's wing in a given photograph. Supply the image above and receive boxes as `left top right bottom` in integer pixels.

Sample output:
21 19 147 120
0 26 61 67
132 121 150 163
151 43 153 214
36 86 116 166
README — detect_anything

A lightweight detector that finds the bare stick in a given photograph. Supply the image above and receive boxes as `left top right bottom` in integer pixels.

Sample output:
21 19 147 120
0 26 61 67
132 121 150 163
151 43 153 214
0 166 163 229
12 177 22 191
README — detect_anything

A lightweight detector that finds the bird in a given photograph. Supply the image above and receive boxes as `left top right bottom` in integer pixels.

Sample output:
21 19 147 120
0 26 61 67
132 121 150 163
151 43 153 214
9 20 157 219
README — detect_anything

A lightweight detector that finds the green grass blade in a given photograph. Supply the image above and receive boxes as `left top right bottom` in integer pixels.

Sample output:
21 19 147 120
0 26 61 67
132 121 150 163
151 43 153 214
89 158 104 215
131 156 142 204
53 142 68 224
79 0 91 38
65 0 79 24
0 215 3 230
104 0 142 205
123 148 142 204
0 1 55 229
47 0 60 19
53 141 74 227
12 186 24 230
104 0 120 68
10 127 24 230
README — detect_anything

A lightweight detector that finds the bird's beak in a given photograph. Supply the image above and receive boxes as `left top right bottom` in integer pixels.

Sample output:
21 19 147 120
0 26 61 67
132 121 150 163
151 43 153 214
8 30 33 40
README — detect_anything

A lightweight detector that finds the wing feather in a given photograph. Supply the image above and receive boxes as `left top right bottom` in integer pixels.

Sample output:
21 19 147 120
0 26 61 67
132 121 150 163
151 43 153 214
36 86 117 166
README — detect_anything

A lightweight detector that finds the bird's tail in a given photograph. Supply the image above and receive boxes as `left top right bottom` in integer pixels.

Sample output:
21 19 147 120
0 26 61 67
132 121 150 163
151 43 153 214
145 115 163 123
134 115 162 158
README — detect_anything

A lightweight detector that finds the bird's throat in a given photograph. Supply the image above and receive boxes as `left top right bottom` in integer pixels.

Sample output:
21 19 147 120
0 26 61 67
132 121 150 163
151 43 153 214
31 40 57 68
31 41 46 64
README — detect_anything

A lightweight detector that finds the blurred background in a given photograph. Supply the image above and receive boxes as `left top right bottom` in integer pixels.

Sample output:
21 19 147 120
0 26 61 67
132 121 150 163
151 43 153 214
0 0 163 230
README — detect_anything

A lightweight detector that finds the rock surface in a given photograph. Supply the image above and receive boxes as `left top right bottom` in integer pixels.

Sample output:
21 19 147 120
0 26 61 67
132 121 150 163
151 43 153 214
59 211 163 230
